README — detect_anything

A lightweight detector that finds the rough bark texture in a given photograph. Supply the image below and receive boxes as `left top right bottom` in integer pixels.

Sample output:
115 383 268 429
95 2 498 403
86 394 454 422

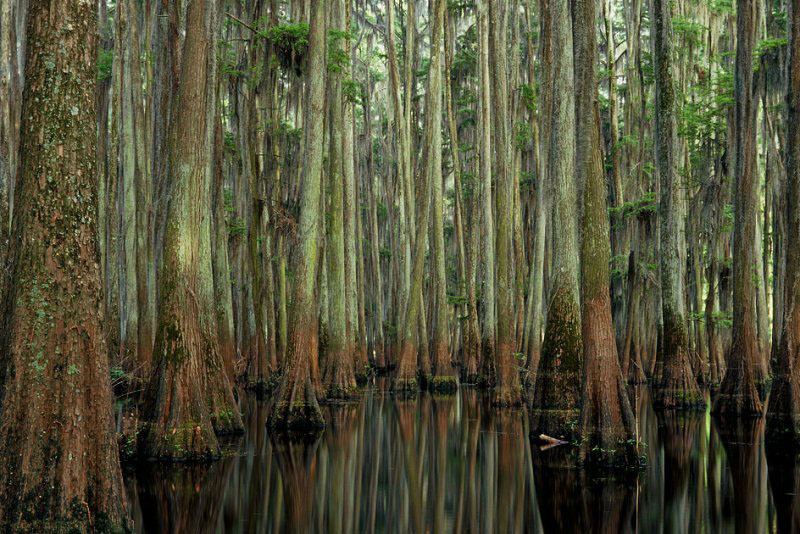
0 0 128 528
477 0 496 388
268 0 326 431
714 0 765 417
489 0 521 406
322 0 358 401
574 0 639 468
652 0 704 410
529 0 582 439
767 0 800 438
427 0 457 394
139 0 244 460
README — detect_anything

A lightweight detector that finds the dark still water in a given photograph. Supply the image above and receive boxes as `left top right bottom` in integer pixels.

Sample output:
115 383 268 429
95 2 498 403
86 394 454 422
123 382 800 533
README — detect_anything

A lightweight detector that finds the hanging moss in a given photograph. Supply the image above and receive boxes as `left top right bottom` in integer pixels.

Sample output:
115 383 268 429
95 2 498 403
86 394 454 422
260 22 310 74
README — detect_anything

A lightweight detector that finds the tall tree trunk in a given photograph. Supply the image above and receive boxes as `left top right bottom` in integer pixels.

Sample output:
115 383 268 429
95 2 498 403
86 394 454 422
767 0 800 437
652 0 704 410
268 0 326 431
714 0 764 416
140 0 244 460
428 0 457 393
490 0 522 406
477 0 496 387
322 0 358 400
0 0 128 526
574 0 638 468
529 0 583 439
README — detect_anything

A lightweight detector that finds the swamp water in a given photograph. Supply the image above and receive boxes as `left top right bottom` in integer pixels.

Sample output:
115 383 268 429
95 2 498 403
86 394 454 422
124 381 799 533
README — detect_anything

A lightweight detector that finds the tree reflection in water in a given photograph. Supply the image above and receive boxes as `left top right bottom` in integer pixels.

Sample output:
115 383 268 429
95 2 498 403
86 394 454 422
123 385 800 532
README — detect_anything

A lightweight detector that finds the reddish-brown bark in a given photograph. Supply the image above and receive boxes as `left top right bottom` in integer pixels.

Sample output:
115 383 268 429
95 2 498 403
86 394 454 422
0 0 128 528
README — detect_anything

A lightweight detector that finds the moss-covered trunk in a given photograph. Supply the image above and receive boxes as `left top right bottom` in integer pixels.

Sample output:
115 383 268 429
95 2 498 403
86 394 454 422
477 0 496 388
713 0 764 417
0 0 128 527
489 0 521 406
427 0 457 394
268 0 326 431
529 0 582 439
139 0 243 460
652 0 704 410
573 0 638 468
767 0 800 438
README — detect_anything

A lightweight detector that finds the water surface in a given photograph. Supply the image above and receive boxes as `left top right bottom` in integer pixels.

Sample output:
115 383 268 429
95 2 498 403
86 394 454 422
124 382 798 533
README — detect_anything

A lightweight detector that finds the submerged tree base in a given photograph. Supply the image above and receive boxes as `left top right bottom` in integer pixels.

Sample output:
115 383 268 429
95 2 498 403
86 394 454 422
392 377 419 396
767 372 800 441
653 381 707 410
247 372 282 396
576 433 645 471
713 360 764 417
138 421 222 461
428 375 459 393
493 385 524 407
268 401 326 433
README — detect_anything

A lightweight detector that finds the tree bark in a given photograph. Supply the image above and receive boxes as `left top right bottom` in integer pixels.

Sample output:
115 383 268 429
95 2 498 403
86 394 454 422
140 0 244 460
268 0 326 431
529 0 582 439
574 0 638 468
767 0 800 437
0 0 128 526
714 0 765 417
652 0 704 410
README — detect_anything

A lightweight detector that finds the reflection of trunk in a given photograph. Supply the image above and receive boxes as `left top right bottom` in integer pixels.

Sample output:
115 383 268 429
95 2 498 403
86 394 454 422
322 405 358 533
271 435 321 533
495 410 525 531
658 412 700 533
717 417 767 533
767 444 800 533
534 459 636 533
0 0 127 526
136 461 233 534
395 401 425 532
432 397 453 532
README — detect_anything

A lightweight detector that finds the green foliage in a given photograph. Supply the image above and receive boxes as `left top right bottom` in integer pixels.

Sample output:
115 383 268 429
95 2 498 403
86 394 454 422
228 217 246 237
709 0 734 15
519 171 536 193
722 203 734 232
608 191 657 219
756 37 788 60
223 131 238 155
460 171 478 201
343 79 364 105
97 49 113 82
520 83 537 114
514 122 533 150
672 16 707 46
712 310 733 328
261 22 310 67
328 29 353 73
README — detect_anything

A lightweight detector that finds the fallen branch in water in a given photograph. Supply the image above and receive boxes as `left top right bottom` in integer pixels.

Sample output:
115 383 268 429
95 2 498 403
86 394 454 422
538 434 568 451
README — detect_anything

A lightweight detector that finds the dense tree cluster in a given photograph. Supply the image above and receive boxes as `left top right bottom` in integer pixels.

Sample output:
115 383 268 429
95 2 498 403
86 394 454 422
0 0 798 529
